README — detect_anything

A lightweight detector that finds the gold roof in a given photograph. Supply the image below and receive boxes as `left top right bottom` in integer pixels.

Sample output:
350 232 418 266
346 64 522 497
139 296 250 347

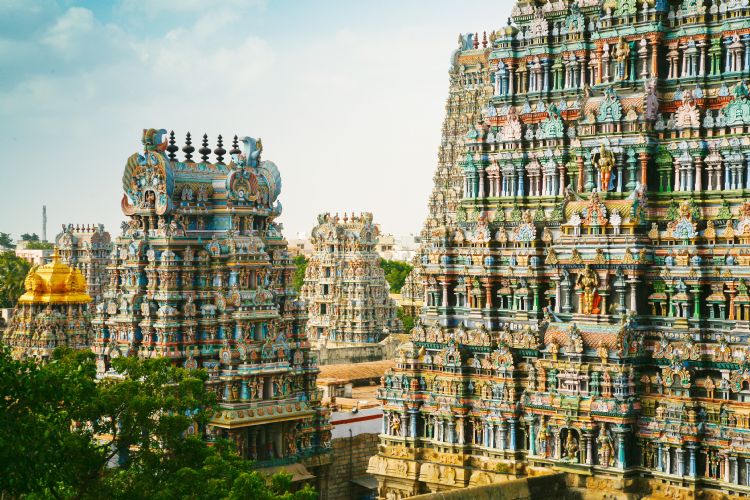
18 248 92 304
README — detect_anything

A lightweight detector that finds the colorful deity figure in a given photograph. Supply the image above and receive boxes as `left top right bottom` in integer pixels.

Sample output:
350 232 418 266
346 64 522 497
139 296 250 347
565 430 580 462
614 37 630 80
577 265 601 315
594 144 615 192
597 425 614 467
537 423 549 457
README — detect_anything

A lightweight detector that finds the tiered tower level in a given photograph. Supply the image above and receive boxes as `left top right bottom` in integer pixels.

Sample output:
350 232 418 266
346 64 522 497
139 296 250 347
370 1 750 498
301 212 402 345
55 223 112 304
91 130 331 474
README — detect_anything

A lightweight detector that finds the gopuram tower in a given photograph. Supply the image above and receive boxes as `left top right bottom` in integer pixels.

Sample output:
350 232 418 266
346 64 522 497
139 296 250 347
369 1 750 498
1 249 92 360
55 223 112 304
92 130 331 483
301 212 402 347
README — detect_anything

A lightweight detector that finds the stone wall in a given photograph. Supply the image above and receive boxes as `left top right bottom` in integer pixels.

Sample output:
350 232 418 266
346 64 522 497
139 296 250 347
327 432 379 500
318 343 384 365
407 473 566 500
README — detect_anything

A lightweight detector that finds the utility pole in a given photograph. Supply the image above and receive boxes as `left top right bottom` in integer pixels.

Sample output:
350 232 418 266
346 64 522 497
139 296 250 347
42 205 47 242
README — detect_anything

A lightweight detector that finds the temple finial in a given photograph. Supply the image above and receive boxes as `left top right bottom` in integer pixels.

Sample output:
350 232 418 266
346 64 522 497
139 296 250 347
182 132 194 162
199 134 211 163
167 130 178 161
214 135 226 164
229 135 241 156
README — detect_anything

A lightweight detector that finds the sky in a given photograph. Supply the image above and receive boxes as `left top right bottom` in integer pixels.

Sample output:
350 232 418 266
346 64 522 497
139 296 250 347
0 0 512 242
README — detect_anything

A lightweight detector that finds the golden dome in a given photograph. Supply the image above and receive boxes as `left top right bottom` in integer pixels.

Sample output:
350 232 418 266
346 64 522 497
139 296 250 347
18 248 92 304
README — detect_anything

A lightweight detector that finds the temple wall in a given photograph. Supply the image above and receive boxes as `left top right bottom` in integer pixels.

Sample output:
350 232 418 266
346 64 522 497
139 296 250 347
318 343 384 365
327 432 380 500
408 472 566 500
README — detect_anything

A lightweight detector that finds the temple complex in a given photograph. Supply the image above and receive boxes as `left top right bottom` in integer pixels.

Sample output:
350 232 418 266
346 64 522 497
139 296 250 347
301 212 402 351
369 1 750 498
55 223 112 304
1 249 92 360
90 129 331 487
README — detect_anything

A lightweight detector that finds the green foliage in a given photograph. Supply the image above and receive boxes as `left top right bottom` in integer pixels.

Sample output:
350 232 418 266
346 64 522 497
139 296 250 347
0 347 315 500
25 241 54 250
292 255 308 292
0 251 31 307
379 259 412 293
397 307 415 332
20 233 40 242
0 232 13 249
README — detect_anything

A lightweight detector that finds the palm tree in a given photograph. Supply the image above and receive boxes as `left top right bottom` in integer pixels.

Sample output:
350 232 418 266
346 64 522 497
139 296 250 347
0 251 31 307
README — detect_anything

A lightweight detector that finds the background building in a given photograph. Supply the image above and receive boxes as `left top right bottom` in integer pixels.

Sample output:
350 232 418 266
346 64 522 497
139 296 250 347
55 223 112 304
301 212 402 351
370 1 750 499
90 129 331 489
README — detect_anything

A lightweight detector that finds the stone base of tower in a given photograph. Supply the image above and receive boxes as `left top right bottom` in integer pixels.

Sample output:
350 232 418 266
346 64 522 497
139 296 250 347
367 443 533 498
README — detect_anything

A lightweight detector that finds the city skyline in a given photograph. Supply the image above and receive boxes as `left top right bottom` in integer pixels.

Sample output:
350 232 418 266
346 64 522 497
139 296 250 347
0 0 511 240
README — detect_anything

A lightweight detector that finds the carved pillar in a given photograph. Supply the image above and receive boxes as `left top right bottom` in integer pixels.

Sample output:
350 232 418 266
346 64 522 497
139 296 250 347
657 443 664 472
527 417 537 456
628 277 639 313
576 156 585 193
615 426 627 468
508 63 515 96
410 408 419 438
509 418 517 451
688 445 698 477
482 278 493 309
639 152 649 188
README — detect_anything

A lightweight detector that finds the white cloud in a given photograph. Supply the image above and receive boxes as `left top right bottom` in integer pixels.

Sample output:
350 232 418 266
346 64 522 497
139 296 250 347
41 7 94 53
0 0 512 242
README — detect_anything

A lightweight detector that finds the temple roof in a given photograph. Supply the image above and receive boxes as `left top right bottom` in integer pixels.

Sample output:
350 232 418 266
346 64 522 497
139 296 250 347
18 249 92 305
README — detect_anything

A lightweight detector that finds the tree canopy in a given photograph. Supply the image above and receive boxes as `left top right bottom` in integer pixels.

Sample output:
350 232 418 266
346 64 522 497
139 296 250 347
0 251 32 307
20 233 40 242
379 259 412 293
0 232 13 249
25 241 54 250
0 347 316 500
292 255 308 292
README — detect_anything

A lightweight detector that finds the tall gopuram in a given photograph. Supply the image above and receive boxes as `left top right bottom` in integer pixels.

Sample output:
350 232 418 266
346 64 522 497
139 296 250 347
1 249 92 360
55 223 112 304
301 212 402 346
91 129 331 484
370 1 750 499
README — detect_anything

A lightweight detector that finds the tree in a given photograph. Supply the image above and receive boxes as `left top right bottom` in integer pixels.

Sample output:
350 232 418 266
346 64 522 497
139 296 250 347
25 241 54 250
379 259 412 293
397 307 415 332
0 232 13 249
0 347 317 500
20 233 40 242
292 255 308 292
0 251 31 307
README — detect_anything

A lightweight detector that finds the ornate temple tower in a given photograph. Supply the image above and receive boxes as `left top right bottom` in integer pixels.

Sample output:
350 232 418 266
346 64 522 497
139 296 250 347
1 249 92 360
91 130 331 481
55 224 112 304
301 212 402 346
369 1 750 498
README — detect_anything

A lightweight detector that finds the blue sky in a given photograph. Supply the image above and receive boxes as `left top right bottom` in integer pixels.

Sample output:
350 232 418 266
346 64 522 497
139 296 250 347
0 0 511 241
